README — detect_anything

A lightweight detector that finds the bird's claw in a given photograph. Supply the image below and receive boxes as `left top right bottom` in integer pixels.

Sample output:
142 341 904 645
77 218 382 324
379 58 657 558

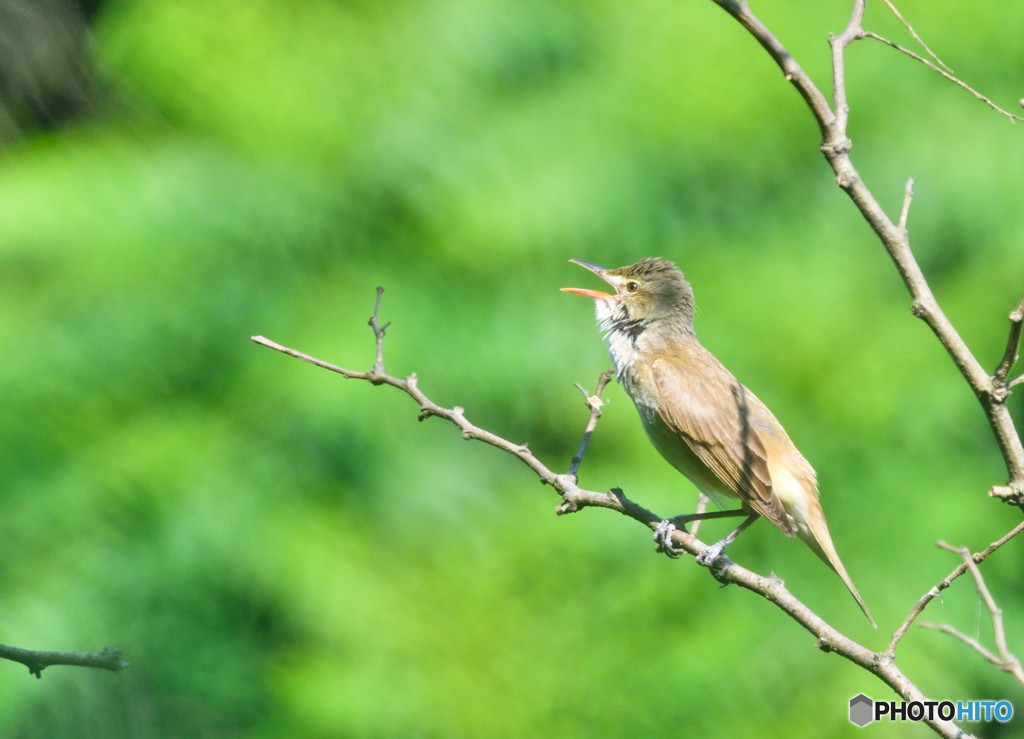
653 519 680 558
695 540 726 567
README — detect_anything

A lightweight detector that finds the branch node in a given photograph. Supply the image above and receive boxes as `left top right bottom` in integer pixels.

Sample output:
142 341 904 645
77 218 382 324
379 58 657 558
821 137 853 156
556 479 588 514
989 483 1024 505
368 286 390 376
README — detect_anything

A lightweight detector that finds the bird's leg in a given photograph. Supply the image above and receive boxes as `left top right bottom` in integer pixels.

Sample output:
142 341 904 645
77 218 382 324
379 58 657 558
695 513 759 566
671 508 748 526
654 508 748 557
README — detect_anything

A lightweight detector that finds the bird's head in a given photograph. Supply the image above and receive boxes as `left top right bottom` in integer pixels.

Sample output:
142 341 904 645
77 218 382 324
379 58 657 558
562 258 695 335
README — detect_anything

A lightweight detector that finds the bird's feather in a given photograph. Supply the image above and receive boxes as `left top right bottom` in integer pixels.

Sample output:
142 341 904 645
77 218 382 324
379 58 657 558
648 352 793 535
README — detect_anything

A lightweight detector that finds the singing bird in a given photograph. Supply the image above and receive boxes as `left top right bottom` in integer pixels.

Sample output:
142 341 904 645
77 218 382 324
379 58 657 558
563 258 874 625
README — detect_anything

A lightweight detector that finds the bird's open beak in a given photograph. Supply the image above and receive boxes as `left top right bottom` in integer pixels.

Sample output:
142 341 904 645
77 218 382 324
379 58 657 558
561 259 616 299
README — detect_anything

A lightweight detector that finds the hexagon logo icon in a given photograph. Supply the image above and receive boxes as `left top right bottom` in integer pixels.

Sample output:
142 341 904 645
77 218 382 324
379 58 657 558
849 693 874 727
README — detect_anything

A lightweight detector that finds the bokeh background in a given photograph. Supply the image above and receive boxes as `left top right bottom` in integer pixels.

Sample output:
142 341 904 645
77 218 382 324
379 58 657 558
1 0 1022 736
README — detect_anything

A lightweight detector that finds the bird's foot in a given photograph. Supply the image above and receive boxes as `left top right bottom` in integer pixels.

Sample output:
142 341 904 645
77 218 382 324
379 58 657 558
695 540 727 567
653 519 681 558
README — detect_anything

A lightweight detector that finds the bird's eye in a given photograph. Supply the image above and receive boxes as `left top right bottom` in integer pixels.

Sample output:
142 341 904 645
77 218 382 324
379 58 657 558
625 281 640 293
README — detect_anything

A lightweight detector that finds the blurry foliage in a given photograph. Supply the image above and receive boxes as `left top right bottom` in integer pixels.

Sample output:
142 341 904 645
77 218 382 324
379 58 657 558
1 0 1022 736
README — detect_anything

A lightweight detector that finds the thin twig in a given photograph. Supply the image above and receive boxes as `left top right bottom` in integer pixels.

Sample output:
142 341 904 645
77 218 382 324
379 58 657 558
887 520 1024 656
368 286 391 378
924 542 1024 685
0 644 127 679
829 0 866 136
993 296 1024 385
879 0 954 75
862 31 1024 124
689 494 711 539
568 370 615 479
919 622 1003 664
898 178 914 234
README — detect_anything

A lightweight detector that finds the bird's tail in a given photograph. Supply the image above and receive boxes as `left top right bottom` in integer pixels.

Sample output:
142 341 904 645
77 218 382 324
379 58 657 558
799 500 876 628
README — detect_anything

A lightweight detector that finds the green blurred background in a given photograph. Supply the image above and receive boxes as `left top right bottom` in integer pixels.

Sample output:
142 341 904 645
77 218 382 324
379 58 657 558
1 0 1022 736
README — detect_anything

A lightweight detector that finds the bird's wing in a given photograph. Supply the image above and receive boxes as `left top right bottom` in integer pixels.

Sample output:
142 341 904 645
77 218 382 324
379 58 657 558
650 354 792 534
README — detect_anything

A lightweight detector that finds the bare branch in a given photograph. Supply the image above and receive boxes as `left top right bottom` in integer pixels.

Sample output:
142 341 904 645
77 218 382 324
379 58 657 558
923 542 1024 685
0 644 127 679
880 0 954 75
713 0 1024 494
945 548 1009 656
989 484 1024 505
887 521 1024 656
919 622 1004 666
994 296 1024 384
862 31 1024 124
568 370 615 479
898 178 914 234
368 286 391 379
828 0 866 136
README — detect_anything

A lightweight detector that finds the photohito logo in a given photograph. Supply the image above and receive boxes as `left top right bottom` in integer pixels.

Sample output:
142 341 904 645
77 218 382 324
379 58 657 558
849 694 1014 727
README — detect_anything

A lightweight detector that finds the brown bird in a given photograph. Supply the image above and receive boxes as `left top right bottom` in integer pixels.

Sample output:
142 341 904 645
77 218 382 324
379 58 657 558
563 257 874 626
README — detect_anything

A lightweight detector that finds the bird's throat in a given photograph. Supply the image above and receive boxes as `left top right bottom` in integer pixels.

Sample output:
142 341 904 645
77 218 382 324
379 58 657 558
599 308 694 390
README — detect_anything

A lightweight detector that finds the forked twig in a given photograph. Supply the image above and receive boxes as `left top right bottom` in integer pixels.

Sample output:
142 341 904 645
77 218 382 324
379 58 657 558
879 0 954 75
368 286 391 378
713 0 1024 497
918 542 1024 685
568 370 615 479
887 521 1024 657
862 31 1024 123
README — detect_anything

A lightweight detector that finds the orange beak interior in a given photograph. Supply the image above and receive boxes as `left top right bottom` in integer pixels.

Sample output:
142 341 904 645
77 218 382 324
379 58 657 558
560 286 614 299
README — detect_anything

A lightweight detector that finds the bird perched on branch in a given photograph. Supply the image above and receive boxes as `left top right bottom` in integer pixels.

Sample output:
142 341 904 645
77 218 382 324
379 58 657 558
563 257 874 626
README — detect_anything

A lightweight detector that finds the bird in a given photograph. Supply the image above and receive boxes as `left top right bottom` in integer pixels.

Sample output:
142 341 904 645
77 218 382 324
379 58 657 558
562 257 874 626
